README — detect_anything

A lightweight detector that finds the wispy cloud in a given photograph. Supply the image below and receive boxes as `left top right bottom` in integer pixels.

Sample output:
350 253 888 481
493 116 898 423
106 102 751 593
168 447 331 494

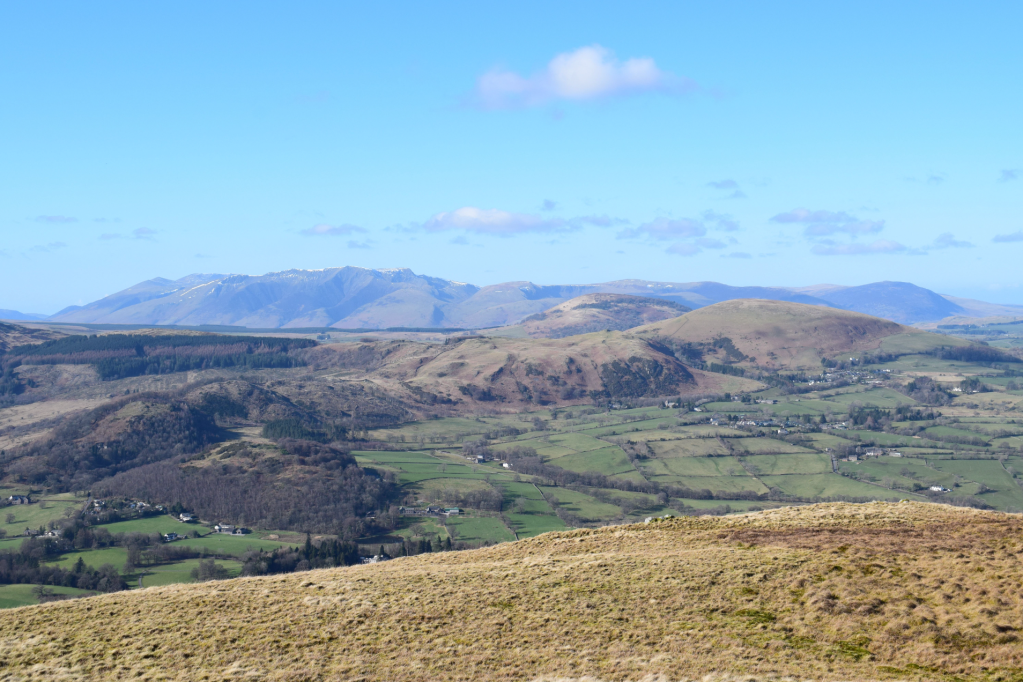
99 233 121 241
926 173 946 185
423 207 622 235
696 237 726 249
618 217 705 241
29 241 67 253
449 235 470 245
993 230 1023 243
706 179 746 199
931 232 973 249
301 223 367 237
771 208 884 236
666 243 700 256
701 210 740 232
541 199 558 211
998 169 1020 183
34 215 77 223
347 240 371 249
722 252 752 259
475 45 694 109
133 227 156 240
811 240 908 256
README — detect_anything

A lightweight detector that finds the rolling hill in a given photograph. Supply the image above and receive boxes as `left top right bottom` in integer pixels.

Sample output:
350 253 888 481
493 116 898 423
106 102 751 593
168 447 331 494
811 281 965 324
492 293 690 338
3 502 1021 681
317 331 762 409
633 298 967 370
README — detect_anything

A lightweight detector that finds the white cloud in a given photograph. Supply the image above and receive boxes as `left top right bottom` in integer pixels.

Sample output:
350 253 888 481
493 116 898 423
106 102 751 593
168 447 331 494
425 207 567 235
771 208 883 236
28 241 67 253
301 223 367 237
811 240 908 256
706 179 746 199
701 210 740 232
932 232 973 249
666 243 700 256
476 45 693 109
423 207 621 235
993 230 1023 243
34 215 77 223
133 227 156 240
618 217 705 241
696 237 726 249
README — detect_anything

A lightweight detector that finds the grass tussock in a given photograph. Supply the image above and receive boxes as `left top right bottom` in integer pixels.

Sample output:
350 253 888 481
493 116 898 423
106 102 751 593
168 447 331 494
2 502 1023 681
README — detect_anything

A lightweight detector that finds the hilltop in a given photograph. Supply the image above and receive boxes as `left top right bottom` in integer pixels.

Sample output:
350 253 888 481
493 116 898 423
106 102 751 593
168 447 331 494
633 299 966 370
492 293 690 339
3 502 1022 681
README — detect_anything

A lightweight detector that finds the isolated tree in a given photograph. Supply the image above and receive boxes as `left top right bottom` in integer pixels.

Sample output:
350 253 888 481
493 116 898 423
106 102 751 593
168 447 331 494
190 558 229 582
4 512 14 525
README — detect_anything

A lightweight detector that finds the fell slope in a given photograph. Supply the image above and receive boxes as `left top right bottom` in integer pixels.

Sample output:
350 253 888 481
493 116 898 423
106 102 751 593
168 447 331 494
320 332 762 409
815 281 965 324
634 299 959 370
4 502 1022 681
493 293 690 339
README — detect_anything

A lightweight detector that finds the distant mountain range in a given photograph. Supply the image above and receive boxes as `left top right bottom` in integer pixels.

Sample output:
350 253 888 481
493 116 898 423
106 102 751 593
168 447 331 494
8 267 1021 329
0 309 48 322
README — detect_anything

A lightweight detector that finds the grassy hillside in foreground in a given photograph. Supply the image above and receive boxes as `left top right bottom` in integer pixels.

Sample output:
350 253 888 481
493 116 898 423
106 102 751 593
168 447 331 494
3 502 1023 681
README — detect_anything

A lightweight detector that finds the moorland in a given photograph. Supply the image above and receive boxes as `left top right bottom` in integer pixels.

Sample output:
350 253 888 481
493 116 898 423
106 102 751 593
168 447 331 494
3 502 1023 681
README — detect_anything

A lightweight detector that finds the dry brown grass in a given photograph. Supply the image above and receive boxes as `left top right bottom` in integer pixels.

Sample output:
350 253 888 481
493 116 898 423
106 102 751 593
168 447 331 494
634 299 915 370
2 502 1023 681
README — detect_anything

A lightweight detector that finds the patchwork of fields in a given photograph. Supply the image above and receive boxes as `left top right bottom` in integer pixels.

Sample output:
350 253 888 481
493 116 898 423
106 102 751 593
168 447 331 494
360 356 1023 543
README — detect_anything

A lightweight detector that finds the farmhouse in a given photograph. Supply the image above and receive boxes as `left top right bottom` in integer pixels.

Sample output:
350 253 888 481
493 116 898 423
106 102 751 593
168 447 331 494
178 513 195 522
214 524 236 534
6 495 30 505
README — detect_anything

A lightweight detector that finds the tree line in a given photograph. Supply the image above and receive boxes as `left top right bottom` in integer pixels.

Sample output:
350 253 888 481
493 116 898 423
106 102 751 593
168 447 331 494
9 333 314 380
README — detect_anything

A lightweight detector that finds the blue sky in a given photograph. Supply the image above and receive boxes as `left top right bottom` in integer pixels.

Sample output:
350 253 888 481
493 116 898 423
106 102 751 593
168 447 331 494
1 1 1021 314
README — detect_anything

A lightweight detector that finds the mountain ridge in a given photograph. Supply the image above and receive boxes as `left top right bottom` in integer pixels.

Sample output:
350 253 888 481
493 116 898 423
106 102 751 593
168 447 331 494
41 268 1022 329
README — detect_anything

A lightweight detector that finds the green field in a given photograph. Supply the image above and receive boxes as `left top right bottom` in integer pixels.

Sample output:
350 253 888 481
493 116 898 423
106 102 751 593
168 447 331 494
175 533 297 556
504 511 566 538
538 487 623 520
96 515 210 536
140 558 244 587
48 546 129 571
0 584 95 609
0 494 84 531
445 516 516 543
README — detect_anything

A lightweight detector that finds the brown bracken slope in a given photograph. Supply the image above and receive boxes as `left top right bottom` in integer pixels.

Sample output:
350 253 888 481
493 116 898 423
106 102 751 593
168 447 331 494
2 502 1022 681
